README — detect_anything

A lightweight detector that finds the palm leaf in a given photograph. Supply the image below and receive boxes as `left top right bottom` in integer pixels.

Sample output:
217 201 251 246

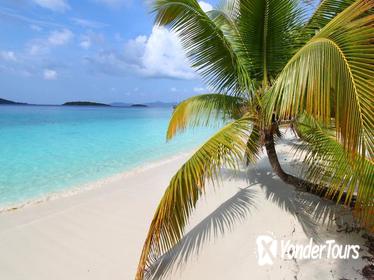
245 125 261 164
167 93 247 140
135 114 258 279
303 0 356 34
153 0 253 95
237 0 304 83
294 114 374 228
208 2 253 76
267 0 374 158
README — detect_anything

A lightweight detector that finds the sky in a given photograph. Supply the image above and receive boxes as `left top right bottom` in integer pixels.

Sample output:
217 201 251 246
0 0 217 105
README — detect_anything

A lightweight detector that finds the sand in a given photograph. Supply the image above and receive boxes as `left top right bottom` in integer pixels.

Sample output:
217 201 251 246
0 132 371 280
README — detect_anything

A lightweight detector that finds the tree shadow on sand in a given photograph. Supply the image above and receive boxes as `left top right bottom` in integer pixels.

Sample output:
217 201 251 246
146 157 349 280
223 157 350 241
146 186 257 280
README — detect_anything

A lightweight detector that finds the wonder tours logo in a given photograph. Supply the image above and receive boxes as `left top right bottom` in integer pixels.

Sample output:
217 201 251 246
256 233 360 266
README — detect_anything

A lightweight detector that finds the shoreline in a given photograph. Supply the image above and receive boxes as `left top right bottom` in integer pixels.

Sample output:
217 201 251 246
0 150 192 213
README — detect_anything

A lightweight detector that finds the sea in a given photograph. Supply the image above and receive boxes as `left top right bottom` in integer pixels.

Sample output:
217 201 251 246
0 105 214 209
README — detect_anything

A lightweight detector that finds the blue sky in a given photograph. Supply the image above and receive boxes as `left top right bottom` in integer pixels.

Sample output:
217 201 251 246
0 0 217 104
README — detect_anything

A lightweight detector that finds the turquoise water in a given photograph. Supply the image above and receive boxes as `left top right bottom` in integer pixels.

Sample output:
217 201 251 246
0 105 214 208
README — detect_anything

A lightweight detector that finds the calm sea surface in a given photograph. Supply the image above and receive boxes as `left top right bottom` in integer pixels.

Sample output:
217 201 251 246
0 105 214 208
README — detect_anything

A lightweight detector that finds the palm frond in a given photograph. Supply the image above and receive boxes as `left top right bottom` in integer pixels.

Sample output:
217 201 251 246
153 0 253 95
303 0 356 34
136 114 258 279
237 0 304 82
294 114 374 229
167 93 247 140
267 0 374 158
245 125 261 164
208 3 251 59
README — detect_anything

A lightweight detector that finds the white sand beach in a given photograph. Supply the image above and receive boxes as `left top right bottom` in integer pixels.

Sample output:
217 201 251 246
0 132 372 280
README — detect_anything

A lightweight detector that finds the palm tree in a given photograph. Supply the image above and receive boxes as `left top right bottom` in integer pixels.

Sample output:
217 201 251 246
136 0 374 278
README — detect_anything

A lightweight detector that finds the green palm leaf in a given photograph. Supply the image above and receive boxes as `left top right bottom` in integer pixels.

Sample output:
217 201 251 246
167 93 246 140
207 2 254 83
295 114 374 228
153 0 253 94
237 0 304 83
267 0 374 158
303 0 356 34
135 114 258 279
245 125 261 164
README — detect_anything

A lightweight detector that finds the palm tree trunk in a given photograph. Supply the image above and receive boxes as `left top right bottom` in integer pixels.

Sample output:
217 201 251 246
263 129 355 207
264 129 316 191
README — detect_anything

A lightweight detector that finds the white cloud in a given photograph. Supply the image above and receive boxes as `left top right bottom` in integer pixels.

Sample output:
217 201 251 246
193 87 206 92
43 69 57 80
28 43 47 55
143 0 153 7
95 0 132 8
114 33 124 42
199 1 213 12
0 48 64 79
1 9 65 29
80 39 91 49
27 29 73 55
71 18 108 28
30 24 43 32
86 26 195 80
33 0 70 12
123 35 147 64
170 87 177 92
48 29 73 46
140 26 195 79
79 32 105 50
0 51 17 62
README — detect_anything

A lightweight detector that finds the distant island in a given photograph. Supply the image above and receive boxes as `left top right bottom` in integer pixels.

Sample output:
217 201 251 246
0 98 27 105
110 102 176 108
0 98 177 108
131 104 148 108
144 102 176 108
110 102 131 107
63 101 110 107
